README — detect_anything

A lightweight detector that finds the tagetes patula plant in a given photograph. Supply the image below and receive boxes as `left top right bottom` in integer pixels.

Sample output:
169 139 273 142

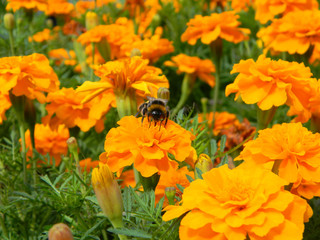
0 94 11 124
28 28 57 43
99 116 195 178
42 87 111 132
48 48 77 67
254 0 318 24
6 0 48 12
181 11 250 45
45 0 74 16
76 56 169 118
155 166 194 206
258 10 320 55
163 164 313 240
0 53 59 103
226 55 318 126
231 0 253 12
237 122 320 199
23 124 69 166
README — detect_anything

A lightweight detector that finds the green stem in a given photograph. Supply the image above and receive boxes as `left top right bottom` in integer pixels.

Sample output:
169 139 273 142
110 220 127 240
0 214 8 238
256 106 277 131
171 74 194 118
102 229 108 240
19 122 27 185
8 29 15 56
115 91 137 119
271 160 282 175
90 42 95 81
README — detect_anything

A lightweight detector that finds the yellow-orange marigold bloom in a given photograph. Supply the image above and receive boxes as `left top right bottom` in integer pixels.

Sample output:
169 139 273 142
118 169 136 188
28 29 56 43
291 176 320 200
24 123 69 166
45 0 74 16
155 166 194 206
42 87 110 132
121 35 174 63
237 122 320 198
181 11 250 45
76 56 169 104
6 0 47 12
165 54 216 87
99 116 195 177
0 94 11 124
0 53 59 103
79 158 99 173
226 55 317 122
258 10 320 55
163 164 312 240
254 0 318 24
231 0 253 12
49 48 77 66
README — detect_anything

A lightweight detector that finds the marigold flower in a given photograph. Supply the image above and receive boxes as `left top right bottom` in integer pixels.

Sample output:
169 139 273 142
0 53 59 103
254 0 318 24
231 0 253 12
0 94 11 124
237 122 320 199
45 0 74 16
6 0 48 12
49 48 77 66
24 124 69 166
92 163 124 228
165 54 216 87
99 116 195 177
226 55 318 122
291 176 320 200
258 10 320 55
163 164 313 240
181 11 250 45
62 20 85 36
79 158 99 173
42 87 110 132
28 29 56 43
118 169 136 188
155 166 194 206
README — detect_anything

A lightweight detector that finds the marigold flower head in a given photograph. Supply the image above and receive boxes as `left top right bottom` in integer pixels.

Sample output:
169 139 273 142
45 0 74 16
291 176 320 200
181 11 250 45
28 29 56 43
237 123 320 197
76 56 168 104
165 54 216 87
79 158 99 173
62 20 85 36
258 10 320 55
231 0 253 12
99 116 195 177
226 55 317 122
0 94 11 124
24 123 69 166
0 53 59 103
163 164 312 240
118 169 136 188
42 87 109 132
254 0 318 24
49 48 77 66
155 166 194 206
6 0 48 12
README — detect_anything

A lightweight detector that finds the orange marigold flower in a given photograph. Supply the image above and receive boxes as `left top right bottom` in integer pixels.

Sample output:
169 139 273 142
163 164 312 240
62 20 85 36
165 54 216 87
0 53 59 103
237 122 320 199
258 10 320 55
79 158 99 173
0 94 11 124
291 176 320 200
46 0 74 16
121 35 174 63
24 123 69 166
226 55 318 122
181 11 250 45
42 87 110 132
254 0 318 24
76 56 168 105
28 28 56 43
155 166 194 206
118 169 136 188
99 116 195 177
6 0 48 12
231 0 253 12
49 48 77 66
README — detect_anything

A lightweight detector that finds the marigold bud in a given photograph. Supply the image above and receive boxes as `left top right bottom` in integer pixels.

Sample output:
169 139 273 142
48 223 73 240
92 163 124 228
195 153 213 179
4 13 15 30
67 137 78 154
85 11 99 31
157 87 170 101
130 48 142 57
165 187 176 205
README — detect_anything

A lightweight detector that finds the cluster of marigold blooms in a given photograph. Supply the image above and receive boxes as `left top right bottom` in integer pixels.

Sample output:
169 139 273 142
3 0 320 240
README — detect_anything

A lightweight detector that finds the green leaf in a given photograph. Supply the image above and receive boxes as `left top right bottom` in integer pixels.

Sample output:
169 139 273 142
195 167 203 180
107 227 152 239
186 174 194 183
219 135 227 153
80 219 106 240
40 175 61 197
155 197 165 219
210 139 217 157
176 184 184 193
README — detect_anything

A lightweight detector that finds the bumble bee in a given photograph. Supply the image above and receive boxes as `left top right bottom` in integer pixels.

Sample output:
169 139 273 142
135 96 169 130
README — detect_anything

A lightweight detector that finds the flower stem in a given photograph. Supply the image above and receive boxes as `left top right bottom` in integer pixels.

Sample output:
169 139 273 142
8 29 15 56
19 121 27 185
0 214 8 238
90 43 95 81
271 160 282 175
110 219 127 240
257 107 277 131
171 74 194 118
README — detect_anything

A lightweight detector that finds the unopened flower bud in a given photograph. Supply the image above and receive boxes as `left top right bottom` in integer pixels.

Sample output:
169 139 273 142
130 48 142 57
48 223 73 240
67 137 78 154
165 187 176 205
46 18 54 29
157 87 170 101
195 154 213 179
4 13 15 30
85 11 99 30
92 163 124 228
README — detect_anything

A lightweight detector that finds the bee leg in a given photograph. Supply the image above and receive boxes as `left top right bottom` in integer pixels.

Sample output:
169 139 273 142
148 115 152 128
141 115 145 126
159 120 163 131
164 111 169 126
154 121 157 127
